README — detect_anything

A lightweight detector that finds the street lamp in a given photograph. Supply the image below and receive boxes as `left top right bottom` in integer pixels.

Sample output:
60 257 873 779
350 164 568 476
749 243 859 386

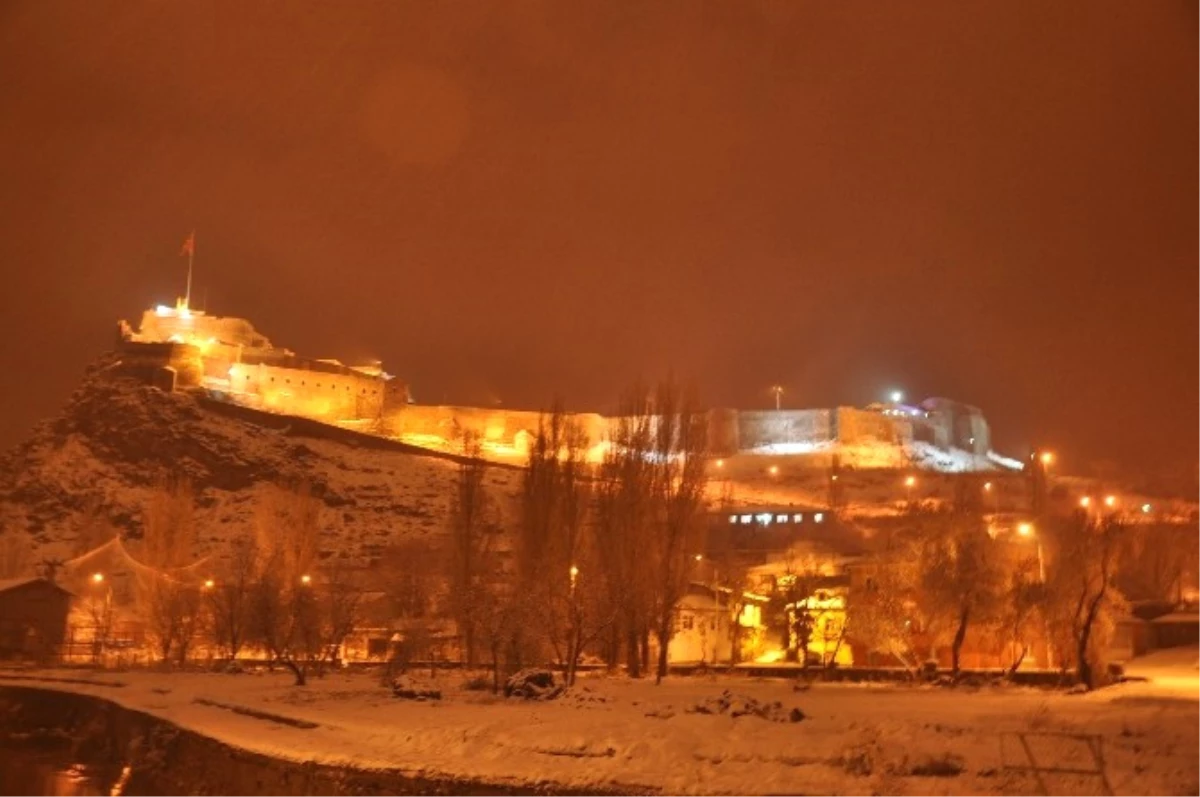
890 390 904 404
1104 495 1116 508
1079 496 1091 508
300 574 312 585
1016 523 1045 582
1040 451 1055 466
715 459 724 469
1141 503 1152 514
91 572 104 584
203 579 215 590
768 465 779 476
770 385 784 411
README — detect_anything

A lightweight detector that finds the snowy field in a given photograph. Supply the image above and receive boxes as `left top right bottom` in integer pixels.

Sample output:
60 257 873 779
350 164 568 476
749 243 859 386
3 654 1196 796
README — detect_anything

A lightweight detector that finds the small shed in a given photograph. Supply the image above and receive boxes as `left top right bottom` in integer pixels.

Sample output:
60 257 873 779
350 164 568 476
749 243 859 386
1150 612 1200 649
0 578 74 660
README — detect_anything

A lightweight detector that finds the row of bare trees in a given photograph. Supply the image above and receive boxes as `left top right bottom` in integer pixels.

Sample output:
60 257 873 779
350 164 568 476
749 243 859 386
437 380 710 687
848 505 1144 689
110 480 362 685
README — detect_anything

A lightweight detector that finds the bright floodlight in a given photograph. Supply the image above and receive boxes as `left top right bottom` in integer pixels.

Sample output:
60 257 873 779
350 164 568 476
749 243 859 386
904 476 916 487
983 481 992 492
300 574 312 585
1104 495 1116 508
1080 496 1091 507
203 579 215 589
768 465 779 476
1017 522 1034 537
1141 503 1151 513
91 572 104 584
890 390 903 403
715 459 724 469
1040 451 1055 465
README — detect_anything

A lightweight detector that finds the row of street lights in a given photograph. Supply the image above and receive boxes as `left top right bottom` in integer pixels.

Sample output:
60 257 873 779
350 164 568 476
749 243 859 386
90 573 315 590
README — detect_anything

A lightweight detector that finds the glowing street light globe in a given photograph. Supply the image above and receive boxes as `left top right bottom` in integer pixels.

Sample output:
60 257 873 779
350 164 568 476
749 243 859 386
890 390 904 403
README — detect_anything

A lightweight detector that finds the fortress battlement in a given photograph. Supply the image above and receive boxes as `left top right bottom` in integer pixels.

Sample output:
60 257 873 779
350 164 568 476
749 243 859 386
115 302 1007 472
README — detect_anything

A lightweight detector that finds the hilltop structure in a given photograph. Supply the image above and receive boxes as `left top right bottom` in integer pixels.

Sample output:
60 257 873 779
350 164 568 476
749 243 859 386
118 300 411 422
117 301 1009 471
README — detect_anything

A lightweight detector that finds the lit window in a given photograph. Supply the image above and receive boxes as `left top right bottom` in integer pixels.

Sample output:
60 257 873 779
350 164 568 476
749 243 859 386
776 514 789 523
755 512 773 526
729 515 738 524
814 512 824 523
740 514 752 525
793 513 803 523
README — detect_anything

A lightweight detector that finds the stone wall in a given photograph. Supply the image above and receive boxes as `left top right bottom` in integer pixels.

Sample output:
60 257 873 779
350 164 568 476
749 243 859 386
386 404 610 451
735 410 833 451
835 407 908 445
228 361 389 421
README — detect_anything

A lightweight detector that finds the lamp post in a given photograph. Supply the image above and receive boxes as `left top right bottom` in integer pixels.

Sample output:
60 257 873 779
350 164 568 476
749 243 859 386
770 385 784 411
89 573 112 664
1017 522 1045 583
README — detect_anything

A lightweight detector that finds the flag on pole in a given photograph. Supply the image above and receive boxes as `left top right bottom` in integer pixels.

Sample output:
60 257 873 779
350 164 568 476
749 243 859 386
180 231 195 257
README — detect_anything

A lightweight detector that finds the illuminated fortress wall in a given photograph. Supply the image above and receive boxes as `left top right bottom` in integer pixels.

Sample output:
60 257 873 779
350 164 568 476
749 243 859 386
116 304 993 464
227 361 393 420
119 304 405 425
735 410 834 452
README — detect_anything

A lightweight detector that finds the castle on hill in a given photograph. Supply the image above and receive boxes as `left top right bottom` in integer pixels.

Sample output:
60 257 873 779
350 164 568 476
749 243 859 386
118 300 410 422
117 300 1006 471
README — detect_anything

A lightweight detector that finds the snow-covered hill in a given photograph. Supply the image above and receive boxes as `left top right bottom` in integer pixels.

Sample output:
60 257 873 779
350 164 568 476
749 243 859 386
0 358 521 565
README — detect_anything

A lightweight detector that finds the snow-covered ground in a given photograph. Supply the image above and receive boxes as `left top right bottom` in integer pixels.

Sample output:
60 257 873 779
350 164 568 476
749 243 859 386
3 655 1196 795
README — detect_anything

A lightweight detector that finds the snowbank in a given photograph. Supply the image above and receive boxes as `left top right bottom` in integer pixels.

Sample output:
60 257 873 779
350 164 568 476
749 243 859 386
2 669 1194 796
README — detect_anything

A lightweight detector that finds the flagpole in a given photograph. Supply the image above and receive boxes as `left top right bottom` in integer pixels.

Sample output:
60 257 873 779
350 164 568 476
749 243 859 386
184 232 194 309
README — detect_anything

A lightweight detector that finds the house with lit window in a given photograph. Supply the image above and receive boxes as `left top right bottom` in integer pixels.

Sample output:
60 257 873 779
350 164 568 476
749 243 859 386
660 583 769 665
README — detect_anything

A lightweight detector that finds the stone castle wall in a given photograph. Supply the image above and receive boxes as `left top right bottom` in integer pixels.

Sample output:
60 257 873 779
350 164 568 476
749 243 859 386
116 308 994 464
735 410 834 451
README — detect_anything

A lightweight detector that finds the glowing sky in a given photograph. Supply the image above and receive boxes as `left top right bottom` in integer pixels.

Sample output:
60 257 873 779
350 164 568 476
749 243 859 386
0 1 1194 479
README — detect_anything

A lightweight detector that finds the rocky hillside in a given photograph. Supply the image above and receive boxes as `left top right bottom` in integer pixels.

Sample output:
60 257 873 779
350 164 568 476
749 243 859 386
0 357 521 565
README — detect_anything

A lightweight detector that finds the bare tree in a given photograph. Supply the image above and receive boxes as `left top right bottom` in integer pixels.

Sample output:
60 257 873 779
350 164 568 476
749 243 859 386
206 537 257 661
594 388 657 677
1118 522 1199 605
998 556 1043 675
320 559 363 668
915 511 1004 676
648 381 708 684
381 539 443 678
447 433 493 666
248 483 321 685
846 556 918 672
516 406 608 685
1046 513 1128 689
136 477 200 666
